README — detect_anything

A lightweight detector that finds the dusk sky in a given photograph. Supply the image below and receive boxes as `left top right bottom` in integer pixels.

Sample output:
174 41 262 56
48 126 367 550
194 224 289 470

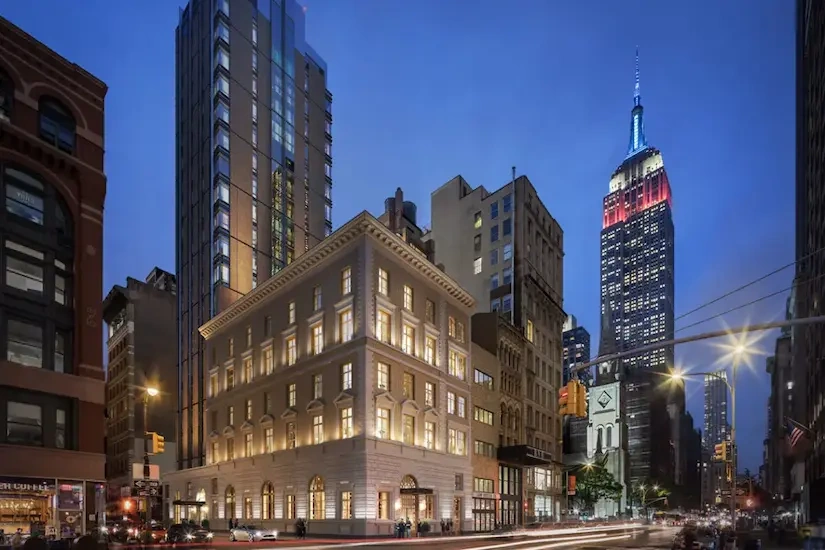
2 0 794 473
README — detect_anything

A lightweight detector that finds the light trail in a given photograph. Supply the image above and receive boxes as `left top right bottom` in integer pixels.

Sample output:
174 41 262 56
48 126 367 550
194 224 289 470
469 531 635 550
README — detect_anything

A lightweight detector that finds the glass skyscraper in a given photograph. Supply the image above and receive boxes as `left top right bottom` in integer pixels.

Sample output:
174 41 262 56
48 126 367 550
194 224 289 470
175 0 332 469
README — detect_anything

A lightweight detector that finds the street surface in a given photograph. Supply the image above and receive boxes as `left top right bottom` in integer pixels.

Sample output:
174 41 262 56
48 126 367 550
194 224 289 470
125 525 679 550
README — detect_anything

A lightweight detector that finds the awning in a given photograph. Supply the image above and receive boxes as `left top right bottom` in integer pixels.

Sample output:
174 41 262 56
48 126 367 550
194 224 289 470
399 488 434 495
172 500 206 506
498 445 553 466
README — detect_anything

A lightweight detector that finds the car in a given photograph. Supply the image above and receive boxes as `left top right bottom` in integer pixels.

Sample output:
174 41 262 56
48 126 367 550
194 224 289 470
229 525 278 542
144 524 167 543
166 523 214 543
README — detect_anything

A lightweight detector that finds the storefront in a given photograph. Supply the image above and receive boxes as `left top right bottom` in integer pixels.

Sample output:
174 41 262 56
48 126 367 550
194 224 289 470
0 476 106 537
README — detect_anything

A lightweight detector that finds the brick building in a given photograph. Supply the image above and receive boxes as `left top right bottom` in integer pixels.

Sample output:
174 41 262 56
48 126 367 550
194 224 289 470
0 16 107 535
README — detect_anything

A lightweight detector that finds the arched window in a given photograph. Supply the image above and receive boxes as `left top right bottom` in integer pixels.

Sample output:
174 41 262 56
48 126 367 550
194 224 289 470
261 481 274 520
224 486 236 519
597 427 604 448
2 164 75 378
400 475 418 489
308 476 325 520
0 68 12 121
606 425 613 448
38 97 76 154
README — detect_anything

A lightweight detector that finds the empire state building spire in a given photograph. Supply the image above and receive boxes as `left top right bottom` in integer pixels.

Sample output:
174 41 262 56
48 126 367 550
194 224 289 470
627 47 647 157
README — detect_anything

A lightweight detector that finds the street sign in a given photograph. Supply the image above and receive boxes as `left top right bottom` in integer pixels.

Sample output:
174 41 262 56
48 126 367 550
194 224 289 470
135 486 160 498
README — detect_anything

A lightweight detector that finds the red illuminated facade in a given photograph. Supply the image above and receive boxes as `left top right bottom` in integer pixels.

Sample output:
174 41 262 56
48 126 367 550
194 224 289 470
602 149 672 229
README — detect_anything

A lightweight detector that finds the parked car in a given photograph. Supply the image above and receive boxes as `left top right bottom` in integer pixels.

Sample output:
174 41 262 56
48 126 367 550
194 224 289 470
229 525 278 542
166 523 214 543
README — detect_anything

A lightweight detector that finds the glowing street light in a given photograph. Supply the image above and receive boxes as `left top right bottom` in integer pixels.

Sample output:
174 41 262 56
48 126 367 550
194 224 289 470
146 386 159 397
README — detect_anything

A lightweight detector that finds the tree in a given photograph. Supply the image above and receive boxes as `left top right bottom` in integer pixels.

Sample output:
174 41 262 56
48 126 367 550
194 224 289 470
573 455 623 515
632 481 670 518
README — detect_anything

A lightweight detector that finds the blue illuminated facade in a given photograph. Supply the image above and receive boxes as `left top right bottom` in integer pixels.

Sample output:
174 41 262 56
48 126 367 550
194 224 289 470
626 49 647 158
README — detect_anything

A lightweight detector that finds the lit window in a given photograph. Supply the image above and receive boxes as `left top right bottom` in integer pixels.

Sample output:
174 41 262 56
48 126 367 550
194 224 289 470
402 324 415 355
339 309 353 342
288 301 296 324
244 432 253 456
226 366 235 390
473 257 482 275
313 374 323 399
311 323 324 355
503 243 512 261
341 363 352 390
286 422 296 448
425 382 435 408
287 383 296 407
378 492 390 520
376 408 390 439
340 407 353 439
449 350 466 380
447 391 456 415
341 491 353 519
243 357 253 383
376 310 391 344
403 285 413 311
378 268 388 295
312 415 324 444
263 348 274 375
424 421 435 449
526 320 534 343
313 286 322 310
425 300 435 324
341 266 352 295
448 317 456 338
402 372 414 399
473 212 482 229
425 336 436 365
210 373 219 397
376 362 389 391
448 428 466 455
264 427 273 453
286 336 297 365
226 438 235 460
403 414 415 445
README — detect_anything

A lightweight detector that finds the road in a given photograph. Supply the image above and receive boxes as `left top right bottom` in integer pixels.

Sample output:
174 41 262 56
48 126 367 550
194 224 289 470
137 525 678 550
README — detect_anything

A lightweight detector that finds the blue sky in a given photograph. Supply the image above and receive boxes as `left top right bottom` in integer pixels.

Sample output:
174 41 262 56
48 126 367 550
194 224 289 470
2 0 794 474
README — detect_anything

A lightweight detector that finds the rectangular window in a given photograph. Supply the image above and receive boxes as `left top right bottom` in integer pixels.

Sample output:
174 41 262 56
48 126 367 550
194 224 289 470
6 319 43 368
263 348 274 375
6 402 42 445
424 336 436 365
503 267 513 285
474 369 494 390
474 478 494 493
401 324 415 355
311 323 324 355
402 414 415 445
473 257 482 274
449 350 466 380
473 211 482 229
313 286 322 310
228 406 235 425
402 372 414 399
339 309 353 342
490 201 499 219
474 406 494 425
490 225 499 242
448 428 466 455
226 365 235 389
376 310 391 344
403 285 413 311
376 362 389 390
448 317 456 338
526 320 534 342
313 374 323 399
54 331 66 373
285 494 296 519
425 382 435 407
378 492 390 520
210 373 219 397
5 241 44 295
447 391 456 415
243 357 253 383
226 437 235 460
341 363 352 390
503 243 512 261
425 299 435 324
341 491 353 520
215 46 230 71
264 427 274 453
490 273 500 289
376 408 390 439
263 392 271 414
341 266 352 295
215 73 230 98
457 396 466 418
424 421 435 449
286 336 297 365
456 322 465 343
503 193 512 212
287 383 296 407
288 301 296 324
211 441 219 463
312 415 324 444
245 399 253 420
244 432 253 457
286 422 296 449
340 407 353 439
503 217 512 236
378 268 388 295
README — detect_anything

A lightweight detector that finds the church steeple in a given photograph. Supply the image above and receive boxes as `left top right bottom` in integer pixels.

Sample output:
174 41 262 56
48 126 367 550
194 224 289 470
627 47 647 157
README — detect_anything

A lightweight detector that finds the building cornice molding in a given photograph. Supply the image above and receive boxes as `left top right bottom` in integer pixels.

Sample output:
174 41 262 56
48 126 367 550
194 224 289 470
200 212 474 340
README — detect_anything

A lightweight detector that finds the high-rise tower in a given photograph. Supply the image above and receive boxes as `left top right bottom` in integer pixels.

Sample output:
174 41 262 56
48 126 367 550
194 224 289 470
599 51 678 488
175 0 332 469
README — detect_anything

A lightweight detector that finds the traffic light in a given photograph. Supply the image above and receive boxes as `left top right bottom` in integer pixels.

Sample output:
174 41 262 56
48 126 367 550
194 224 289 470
558 386 569 416
574 380 587 418
150 432 165 455
567 381 579 418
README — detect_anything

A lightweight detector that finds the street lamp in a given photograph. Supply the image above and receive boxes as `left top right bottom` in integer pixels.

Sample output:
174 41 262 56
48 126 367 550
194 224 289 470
669 345 747 529
143 386 159 524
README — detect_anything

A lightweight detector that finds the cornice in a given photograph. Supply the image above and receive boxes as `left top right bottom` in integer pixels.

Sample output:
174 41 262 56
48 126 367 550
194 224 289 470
200 212 475 340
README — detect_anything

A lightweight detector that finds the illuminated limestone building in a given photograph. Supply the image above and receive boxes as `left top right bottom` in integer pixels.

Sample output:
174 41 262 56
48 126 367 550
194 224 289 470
162 212 475 536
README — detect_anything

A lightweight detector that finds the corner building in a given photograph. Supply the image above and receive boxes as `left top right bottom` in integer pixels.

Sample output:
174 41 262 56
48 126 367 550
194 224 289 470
163 213 475 536
0 17 107 534
176 0 333 470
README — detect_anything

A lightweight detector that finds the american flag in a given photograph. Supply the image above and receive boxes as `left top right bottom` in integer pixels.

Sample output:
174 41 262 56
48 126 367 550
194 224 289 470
785 417 805 448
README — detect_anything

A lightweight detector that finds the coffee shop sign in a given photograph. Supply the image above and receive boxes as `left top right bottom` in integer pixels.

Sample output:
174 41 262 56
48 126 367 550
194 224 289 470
0 481 53 492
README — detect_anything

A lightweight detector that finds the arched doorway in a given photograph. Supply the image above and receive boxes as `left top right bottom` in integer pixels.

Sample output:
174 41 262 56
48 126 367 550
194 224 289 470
261 482 274 520
308 476 325 520
399 475 418 523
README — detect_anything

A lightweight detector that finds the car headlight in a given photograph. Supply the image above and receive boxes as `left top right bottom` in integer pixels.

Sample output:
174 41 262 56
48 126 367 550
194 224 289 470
186 534 194 540
272 531 278 537
256 531 263 537
207 532 214 539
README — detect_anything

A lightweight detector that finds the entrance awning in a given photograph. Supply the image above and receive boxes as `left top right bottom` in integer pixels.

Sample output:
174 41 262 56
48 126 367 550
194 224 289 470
172 500 206 506
399 488 433 495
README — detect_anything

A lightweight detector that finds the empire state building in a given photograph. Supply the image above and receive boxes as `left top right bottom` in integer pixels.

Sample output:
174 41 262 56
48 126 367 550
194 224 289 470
598 52 678 486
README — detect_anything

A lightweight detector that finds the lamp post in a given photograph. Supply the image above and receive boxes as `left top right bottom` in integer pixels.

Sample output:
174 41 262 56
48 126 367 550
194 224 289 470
143 387 159 524
669 344 745 529
636 484 659 520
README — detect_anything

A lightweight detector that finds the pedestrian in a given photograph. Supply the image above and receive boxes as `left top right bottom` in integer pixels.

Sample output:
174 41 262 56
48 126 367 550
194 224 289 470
440 519 445 535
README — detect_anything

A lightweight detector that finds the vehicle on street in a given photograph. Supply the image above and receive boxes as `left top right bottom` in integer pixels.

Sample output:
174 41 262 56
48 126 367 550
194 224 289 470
229 525 278 542
166 523 214 543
